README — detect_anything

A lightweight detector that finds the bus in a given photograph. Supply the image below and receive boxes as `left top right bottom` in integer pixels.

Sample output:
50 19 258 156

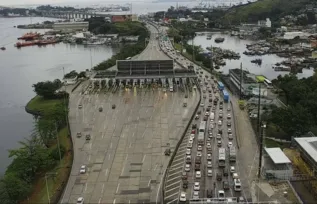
264 79 273 89
218 148 226 167
234 179 242 191
198 121 207 145
222 89 229 103
126 57 132 60
217 81 224 91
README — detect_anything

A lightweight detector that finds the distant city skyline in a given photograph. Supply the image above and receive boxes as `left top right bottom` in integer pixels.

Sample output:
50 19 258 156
1 0 146 6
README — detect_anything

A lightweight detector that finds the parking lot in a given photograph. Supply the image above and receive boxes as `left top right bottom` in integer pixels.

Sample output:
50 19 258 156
62 81 200 204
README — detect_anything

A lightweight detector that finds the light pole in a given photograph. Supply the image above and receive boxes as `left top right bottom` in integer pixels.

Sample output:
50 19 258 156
258 122 266 178
45 172 57 204
55 122 62 162
62 67 70 136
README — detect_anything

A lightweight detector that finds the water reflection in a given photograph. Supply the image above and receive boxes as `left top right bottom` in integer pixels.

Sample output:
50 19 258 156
189 33 314 80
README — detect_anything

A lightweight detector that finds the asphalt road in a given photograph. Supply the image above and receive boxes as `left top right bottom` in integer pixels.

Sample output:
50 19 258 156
157 24 252 202
61 22 200 204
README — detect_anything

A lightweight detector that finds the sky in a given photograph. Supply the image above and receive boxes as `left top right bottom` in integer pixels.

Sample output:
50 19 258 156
1 0 141 6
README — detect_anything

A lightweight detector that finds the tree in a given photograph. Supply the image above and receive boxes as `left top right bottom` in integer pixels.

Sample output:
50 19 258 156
32 80 62 99
1 173 31 202
34 119 56 147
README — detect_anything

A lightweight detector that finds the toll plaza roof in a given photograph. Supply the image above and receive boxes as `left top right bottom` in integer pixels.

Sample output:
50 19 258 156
264 147 291 164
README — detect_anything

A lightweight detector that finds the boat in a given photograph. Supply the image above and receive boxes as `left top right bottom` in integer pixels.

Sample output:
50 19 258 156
206 34 212 40
17 32 40 41
37 39 58 46
251 59 262 65
215 37 225 43
14 41 37 48
0 47 5 50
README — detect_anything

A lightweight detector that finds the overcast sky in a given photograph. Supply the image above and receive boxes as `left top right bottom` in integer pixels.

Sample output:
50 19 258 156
1 0 136 6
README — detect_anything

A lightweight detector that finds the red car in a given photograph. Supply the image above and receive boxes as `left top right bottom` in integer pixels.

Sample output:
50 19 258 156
191 129 196 134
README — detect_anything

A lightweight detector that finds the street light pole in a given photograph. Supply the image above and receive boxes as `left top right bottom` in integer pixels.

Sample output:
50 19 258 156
45 174 50 204
55 122 62 162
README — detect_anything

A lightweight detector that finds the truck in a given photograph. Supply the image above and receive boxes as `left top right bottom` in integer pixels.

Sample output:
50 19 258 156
217 81 224 91
210 112 215 120
229 146 236 162
218 148 226 167
198 132 205 145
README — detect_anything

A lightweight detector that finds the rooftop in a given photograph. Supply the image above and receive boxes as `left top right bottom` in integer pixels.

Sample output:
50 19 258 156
295 137 317 164
229 68 257 84
265 147 291 164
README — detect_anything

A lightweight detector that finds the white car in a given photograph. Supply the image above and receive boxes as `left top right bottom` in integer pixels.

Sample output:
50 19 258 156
227 113 231 119
194 182 200 191
210 119 214 123
185 164 191 172
186 149 191 155
197 145 203 151
79 165 86 174
210 124 214 129
197 151 202 157
196 171 202 178
207 142 211 147
233 173 239 179
200 103 204 107
208 132 213 137
218 120 222 126
190 134 195 140
189 138 194 144
207 154 212 160
228 141 233 148
228 128 232 134
205 112 210 116
207 169 213 177
179 192 186 202
193 191 199 200
207 161 212 168
187 142 193 149
227 107 231 111
230 166 235 174
77 197 84 204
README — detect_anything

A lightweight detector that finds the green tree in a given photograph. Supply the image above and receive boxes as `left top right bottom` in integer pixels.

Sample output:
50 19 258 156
35 119 56 147
1 173 31 201
32 80 62 99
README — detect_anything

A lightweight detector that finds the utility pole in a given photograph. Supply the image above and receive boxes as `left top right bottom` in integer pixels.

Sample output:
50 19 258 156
256 83 261 134
62 67 70 136
258 122 266 178
45 173 57 204
55 122 62 162
239 62 242 100
192 37 194 61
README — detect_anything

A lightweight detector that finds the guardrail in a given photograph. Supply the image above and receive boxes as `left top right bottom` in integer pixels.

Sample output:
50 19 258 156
161 80 201 203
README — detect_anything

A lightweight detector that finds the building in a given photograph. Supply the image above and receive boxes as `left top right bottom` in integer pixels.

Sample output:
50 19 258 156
263 147 293 180
64 76 77 85
111 14 138 22
53 21 89 31
294 136 317 176
258 18 272 28
229 68 267 96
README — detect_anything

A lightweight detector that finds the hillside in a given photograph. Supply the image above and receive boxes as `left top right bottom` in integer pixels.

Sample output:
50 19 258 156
221 0 312 25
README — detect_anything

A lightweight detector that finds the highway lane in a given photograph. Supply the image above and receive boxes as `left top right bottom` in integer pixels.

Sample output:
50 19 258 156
156 22 250 202
62 84 199 204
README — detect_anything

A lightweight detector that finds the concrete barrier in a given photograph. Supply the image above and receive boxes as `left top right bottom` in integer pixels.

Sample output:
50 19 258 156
161 80 201 203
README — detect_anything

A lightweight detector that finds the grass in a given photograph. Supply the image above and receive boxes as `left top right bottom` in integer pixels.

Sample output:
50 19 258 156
26 95 63 115
23 127 72 204
265 138 285 148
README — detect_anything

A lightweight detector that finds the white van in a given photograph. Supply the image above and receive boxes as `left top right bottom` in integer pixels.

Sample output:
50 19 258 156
169 86 173 92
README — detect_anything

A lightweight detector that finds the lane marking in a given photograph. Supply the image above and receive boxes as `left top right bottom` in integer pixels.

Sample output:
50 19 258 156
113 199 116 204
129 142 132 148
142 155 146 162
165 186 180 193
98 198 101 204
110 142 113 149
166 198 178 204
116 183 120 194
108 154 111 160
156 168 167 204
154 164 158 171
88 155 91 161
148 179 151 187
165 177 181 186
164 192 179 199
84 183 87 192
101 184 105 193
167 171 181 177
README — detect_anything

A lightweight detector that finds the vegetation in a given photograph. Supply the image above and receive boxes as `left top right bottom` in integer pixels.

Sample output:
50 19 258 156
221 0 311 25
91 21 149 70
0 79 71 203
267 73 317 139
